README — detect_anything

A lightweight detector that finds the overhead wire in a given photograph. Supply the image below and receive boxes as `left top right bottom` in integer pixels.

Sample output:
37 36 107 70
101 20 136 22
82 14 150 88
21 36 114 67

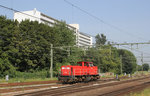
0 4 96 38
1 3 149 58
119 45 150 56
0 2 148 42
107 38 150 56
1 2 149 67
64 0 148 41
0 4 41 20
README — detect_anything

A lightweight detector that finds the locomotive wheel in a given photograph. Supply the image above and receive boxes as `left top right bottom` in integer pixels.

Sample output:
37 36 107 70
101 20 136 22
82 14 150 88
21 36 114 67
85 76 91 82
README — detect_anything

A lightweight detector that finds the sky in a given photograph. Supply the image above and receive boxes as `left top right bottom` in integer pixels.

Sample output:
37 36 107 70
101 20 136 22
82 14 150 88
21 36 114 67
0 0 150 64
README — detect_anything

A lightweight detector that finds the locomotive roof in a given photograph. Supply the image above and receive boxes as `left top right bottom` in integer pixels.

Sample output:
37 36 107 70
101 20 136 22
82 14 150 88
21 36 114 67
77 61 93 63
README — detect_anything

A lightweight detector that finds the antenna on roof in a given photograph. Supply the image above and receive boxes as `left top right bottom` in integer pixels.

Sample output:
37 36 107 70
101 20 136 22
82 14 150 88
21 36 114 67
33 8 37 15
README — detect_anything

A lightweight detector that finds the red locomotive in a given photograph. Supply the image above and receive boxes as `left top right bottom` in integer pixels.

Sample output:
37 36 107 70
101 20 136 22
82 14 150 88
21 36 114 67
58 61 100 83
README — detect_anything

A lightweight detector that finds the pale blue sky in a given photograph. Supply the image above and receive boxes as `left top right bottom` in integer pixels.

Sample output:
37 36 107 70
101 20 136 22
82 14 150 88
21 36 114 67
1 0 150 42
0 0 150 64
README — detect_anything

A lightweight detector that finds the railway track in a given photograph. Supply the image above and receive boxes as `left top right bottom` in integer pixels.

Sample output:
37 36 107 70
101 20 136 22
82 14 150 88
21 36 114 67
0 78 116 96
0 80 58 87
15 76 150 96
99 81 150 96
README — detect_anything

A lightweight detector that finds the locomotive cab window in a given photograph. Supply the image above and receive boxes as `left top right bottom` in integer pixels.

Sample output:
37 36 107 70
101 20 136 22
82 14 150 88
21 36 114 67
79 63 82 66
77 62 82 66
89 63 94 67
86 62 90 67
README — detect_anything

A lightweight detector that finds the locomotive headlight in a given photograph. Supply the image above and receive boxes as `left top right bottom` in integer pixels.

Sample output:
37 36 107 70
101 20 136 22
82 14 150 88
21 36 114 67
62 67 70 69
67 67 70 69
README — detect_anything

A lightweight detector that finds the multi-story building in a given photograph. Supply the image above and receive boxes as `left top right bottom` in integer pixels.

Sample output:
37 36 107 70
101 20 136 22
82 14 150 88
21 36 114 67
14 8 92 47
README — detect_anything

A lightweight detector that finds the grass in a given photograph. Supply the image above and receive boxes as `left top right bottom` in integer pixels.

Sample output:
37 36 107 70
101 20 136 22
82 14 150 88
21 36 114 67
129 86 150 96
0 70 59 83
0 77 58 83
0 71 149 83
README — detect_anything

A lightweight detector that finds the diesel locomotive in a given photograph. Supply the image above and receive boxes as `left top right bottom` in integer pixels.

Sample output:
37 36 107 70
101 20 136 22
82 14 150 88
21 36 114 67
58 61 100 83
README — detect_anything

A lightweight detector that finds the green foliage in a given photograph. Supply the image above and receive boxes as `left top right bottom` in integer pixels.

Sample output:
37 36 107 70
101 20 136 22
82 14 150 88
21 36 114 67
85 45 121 74
137 65 142 71
118 49 137 74
130 86 150 96
14 20 53 71
63 47 84 63
14 70 49 79
0 16 138 78
0 16 17 77
52 21 75 46
142 63 149 71
0 16 75 77
54 62 70 75
0 58 16 78
95 34 107 46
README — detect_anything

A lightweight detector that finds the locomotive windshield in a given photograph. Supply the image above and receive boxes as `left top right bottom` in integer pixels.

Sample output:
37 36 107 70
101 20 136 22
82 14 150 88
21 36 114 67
77 62 82 66
86 62 94 67
89 63 94 67
76 62 94 67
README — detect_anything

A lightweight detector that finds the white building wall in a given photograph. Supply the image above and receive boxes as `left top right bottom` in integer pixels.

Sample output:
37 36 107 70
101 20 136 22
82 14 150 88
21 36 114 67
78 32 92 46
40 15 56 24
69 24 79 30
14 9 41 23
14 9 93 47
69 24 92 46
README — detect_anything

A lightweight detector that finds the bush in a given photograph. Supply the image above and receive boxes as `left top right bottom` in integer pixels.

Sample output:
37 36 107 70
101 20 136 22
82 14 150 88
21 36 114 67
11 70 49 79
0 58 17 78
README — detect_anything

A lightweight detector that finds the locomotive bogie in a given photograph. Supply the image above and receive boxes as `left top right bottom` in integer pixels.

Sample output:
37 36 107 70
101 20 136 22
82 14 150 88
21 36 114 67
58 75 99 83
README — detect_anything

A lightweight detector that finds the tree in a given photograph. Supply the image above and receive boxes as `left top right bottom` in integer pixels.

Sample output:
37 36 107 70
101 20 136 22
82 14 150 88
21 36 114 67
0 16 76 74
84 45 121 74
95 34 107 46
16 20 76 72
142 63 149 71
0 16 19 77
52 21 75 46
0 16 139 77
137 65 142 71
118 49 137 74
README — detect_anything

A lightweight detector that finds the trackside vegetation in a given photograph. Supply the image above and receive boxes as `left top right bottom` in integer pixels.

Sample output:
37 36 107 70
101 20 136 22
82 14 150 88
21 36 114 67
129 86 150 96
0 16 138 80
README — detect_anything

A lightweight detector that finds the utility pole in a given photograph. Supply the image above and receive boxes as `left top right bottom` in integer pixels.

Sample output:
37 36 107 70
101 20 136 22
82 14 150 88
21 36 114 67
84 48 86 56
120 55 123 74
141 52 143 71
136 59 138 72
68 47 70 57
83 47 87 61
50 44 53 78
109 46 111 56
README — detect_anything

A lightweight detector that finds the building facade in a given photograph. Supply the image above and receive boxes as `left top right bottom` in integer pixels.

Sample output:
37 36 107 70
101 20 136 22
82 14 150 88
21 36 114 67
14 8 92 47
